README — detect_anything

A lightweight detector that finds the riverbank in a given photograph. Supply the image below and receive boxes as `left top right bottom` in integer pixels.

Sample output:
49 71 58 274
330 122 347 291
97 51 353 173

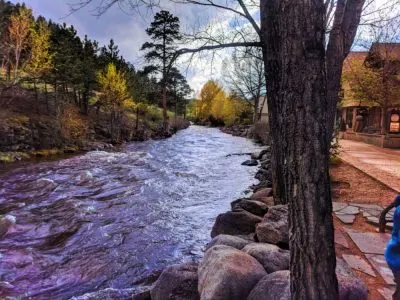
0 110 190 164
124 147 368 300
220 121 270 145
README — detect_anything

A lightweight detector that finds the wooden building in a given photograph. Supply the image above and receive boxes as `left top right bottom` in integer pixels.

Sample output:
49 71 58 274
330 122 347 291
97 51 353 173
340 43 400 148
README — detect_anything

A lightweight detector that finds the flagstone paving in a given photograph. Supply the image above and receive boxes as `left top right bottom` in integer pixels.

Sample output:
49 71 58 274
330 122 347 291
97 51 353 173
333 202 395 226
334 230 349 248
336 214 356 224
339 140 400 193
342 254 377 277
378 287 396 300
344 228 390 255
365 254 395 285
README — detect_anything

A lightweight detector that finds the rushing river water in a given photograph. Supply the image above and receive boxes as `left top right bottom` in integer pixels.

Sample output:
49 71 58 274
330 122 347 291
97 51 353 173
0 126 261 299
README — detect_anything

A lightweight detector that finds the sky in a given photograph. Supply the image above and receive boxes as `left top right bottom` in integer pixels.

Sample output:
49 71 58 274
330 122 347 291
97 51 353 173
15 0 242 94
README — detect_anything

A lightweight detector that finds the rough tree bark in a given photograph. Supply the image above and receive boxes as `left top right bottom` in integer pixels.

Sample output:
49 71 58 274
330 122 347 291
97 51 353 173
261 0 338 298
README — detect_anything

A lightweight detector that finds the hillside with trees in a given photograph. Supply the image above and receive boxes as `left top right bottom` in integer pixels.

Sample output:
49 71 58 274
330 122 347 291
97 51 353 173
0 1 192 162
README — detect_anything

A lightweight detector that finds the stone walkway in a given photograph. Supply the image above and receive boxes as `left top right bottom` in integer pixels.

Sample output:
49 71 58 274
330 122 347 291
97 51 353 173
339 140 400 193
334 202 396 299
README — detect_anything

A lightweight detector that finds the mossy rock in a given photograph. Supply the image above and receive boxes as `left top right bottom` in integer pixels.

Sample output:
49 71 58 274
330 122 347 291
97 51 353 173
33 149 63 157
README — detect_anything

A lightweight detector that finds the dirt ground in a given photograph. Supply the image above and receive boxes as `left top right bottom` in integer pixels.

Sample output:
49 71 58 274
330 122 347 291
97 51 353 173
330 162 397 300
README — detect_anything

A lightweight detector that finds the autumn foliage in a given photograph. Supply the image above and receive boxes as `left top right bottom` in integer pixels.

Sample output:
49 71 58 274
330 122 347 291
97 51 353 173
195 80 252 125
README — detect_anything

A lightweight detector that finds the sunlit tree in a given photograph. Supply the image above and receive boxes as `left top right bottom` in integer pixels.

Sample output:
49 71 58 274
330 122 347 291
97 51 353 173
8 5 32 81
97 63 133 141
26 19 53 99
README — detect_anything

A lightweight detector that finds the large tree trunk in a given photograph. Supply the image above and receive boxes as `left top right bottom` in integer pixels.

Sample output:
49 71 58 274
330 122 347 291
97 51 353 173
261 1 338 299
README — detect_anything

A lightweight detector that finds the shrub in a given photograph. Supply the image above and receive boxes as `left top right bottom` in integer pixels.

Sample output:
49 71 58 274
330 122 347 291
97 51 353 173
60 105 87 141
146 105 163 122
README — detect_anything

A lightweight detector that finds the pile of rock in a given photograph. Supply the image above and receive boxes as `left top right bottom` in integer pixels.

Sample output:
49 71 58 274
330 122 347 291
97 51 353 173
220 125 252 137
249 147 273 192
130 148 368 300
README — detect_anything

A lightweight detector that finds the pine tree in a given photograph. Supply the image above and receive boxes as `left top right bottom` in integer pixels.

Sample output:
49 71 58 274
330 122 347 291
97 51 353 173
141 10 181 131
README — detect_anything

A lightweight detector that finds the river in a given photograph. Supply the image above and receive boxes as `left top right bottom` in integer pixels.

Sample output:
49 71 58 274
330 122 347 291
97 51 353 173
0 126 261 299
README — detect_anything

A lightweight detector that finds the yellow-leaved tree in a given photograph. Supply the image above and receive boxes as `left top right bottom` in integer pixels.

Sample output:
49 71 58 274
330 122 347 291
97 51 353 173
97 63 133 141
26 19 53 99
199 80 223 119
8 6 32 81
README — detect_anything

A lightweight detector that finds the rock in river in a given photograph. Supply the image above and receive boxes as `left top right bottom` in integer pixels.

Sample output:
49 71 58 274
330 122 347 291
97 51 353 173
211 210 262 238
198 245 266 300
151 262 199 300
242 243 289 273
242 159 258 166
247 270 290 300
256 205 288 246
231 199 268 217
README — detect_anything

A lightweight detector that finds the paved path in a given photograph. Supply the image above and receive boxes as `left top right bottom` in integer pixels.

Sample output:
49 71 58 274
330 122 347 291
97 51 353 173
339 140 400 193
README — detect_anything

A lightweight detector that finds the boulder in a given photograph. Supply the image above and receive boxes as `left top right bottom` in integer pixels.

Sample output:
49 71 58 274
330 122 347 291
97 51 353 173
260 159 271 169
151 263 199 300
247 270 290 300
242 159 258 166
206 234 252 250
242 243 289 273
0 215 16 239
255 169 272 182
231 199 268 217
256 197 275 207
256 205 288 246
211 210 262 238
336 258 368 300
255 148 271 160
251 188 273 201
198 245 266 300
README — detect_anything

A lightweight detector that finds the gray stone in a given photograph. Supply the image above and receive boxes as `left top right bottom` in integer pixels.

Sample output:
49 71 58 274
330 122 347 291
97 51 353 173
336 258 368 300
332 202 348 212
242 159 258 166
211 210 262 238
256 205 288 246
151 263 199 300
362 211 371 218
206 234 252 250
198 245 266 300
336 214 355 224
336 205 359 215
243 243 289 273
362 208 383 217
247 271 290 300
342 254 376 277
0 215 16 239
366 216 379 226
231 199 268 217
365 254 395 285
344 228 390 255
